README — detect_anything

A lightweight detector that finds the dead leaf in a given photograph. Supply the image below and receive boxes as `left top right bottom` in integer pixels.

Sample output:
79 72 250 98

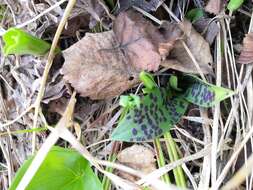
117 145 156 181
193 18 220 45
162 20 213 74
238 33 253 64
113 11 182 71
205 0 222 15
113 10 163 71
118 0 165 12
61 30 139 100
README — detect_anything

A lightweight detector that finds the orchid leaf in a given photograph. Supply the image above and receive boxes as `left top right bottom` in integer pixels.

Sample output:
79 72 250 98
111 88 188 142
182 75 234 107
3 28 53 56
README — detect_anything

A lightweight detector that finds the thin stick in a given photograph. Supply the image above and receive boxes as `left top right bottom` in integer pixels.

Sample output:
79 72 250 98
31 0 77 153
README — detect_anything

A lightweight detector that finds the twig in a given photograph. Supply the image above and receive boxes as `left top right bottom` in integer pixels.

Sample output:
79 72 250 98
31 0 77 153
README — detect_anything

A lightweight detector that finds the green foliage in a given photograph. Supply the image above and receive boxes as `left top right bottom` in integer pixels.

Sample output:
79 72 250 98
227 0 244 12
3 28 52 56
111 88 189 142
9 146 103 190
139 71 157 91
169 75 182 91
182 75 234 107
186 8 204 22
119 94 141 109
111 74 234 142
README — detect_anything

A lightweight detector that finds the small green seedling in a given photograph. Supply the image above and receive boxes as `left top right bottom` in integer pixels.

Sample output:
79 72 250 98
3 28 53 56
227 0 244 12
186 8 204 22
111 73 234 142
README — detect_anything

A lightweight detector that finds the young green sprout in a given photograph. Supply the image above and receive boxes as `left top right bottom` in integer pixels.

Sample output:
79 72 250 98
227 0 244 12
3 28 53 56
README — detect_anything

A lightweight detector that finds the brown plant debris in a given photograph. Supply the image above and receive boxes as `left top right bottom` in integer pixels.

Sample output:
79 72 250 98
113 10 163 71
162 20 213 74
238 33 253 64
113 10 183 71
205 0 222 15
118 0 165 12
61 30 139 100
117 145 156 181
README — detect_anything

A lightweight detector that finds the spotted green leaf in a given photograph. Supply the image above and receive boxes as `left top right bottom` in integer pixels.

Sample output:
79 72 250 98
111 88 188 142
182 75 234 107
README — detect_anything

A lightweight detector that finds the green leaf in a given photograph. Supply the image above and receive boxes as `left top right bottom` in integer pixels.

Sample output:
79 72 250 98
186 8 204 22
227 0 244 12
169 75 182 91
111 88 188 142
119 94 141 109
139 71 157 90
3 28 53 56
9 146 103 190
182 75 234 107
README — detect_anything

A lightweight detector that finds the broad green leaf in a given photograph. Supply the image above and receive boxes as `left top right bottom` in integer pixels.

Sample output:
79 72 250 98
3 28 52 56
111 88 188 142
182 75 234 107
9 146 103 190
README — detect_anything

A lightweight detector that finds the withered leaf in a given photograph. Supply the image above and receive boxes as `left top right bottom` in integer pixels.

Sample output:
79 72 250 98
205 0 222 15
238 33 253 64
193 18 219 45
61 31 138 100
114 11 191 71
117 145 156 182
113 10 163 71
118 0 165 13
162 20 213 74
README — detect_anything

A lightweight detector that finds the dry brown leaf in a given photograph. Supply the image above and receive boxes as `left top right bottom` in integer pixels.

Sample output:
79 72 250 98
113 10 183 71
118 0 165 12
238 33 253 64
117 145 156 182
113 10 163 71
61 30 139 100
162 20 213 74
193 18 219 45
113 10 161 71
205 0 222 15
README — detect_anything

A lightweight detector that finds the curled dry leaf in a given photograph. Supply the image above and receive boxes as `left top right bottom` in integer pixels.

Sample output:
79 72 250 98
162 20 213 74
117 145 156 181
113 10 183 71
238 33 253 64
113 10 163 71
61 31 138 100
205 0 222 15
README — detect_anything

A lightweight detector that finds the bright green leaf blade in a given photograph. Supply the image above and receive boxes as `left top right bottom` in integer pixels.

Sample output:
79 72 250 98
183 75 234 107
9 146 103 190
111 88 188 142
3 28 52 56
